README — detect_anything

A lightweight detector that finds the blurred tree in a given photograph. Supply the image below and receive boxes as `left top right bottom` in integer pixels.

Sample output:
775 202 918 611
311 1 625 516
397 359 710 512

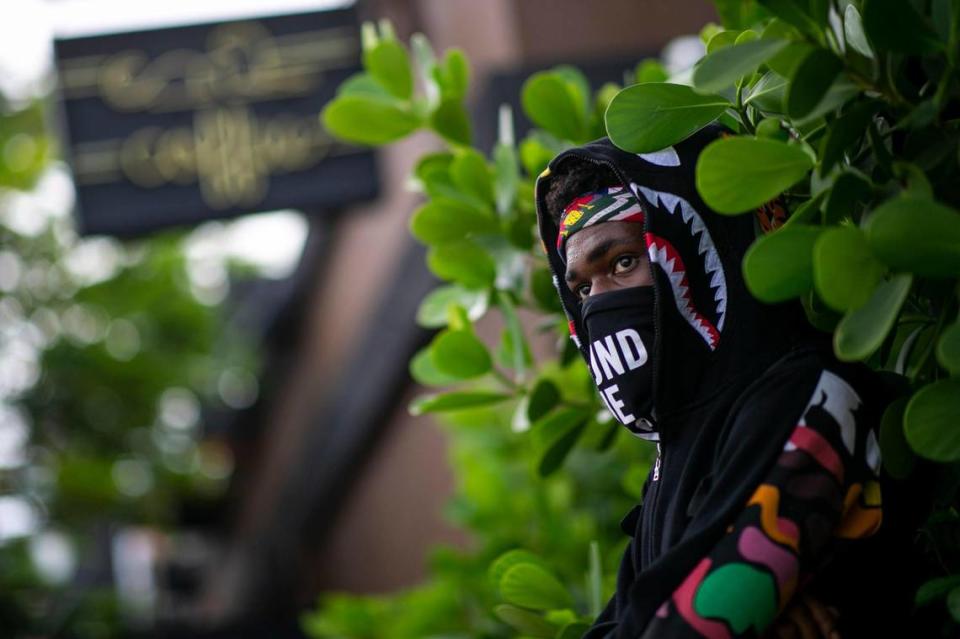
0 94 258 636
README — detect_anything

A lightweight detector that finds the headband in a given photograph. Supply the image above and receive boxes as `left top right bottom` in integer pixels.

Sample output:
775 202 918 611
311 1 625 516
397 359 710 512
556 185 645 262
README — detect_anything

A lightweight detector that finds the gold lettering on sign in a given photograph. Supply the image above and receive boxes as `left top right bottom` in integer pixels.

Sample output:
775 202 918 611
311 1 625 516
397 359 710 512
61 22 357 113
89 107 352 209
62 18 365 209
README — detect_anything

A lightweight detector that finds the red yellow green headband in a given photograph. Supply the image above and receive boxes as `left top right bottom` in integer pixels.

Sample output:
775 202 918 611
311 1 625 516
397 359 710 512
556 185 645 262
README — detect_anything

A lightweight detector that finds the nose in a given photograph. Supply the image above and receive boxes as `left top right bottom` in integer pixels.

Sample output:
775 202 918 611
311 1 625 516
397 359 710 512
588 276 616 297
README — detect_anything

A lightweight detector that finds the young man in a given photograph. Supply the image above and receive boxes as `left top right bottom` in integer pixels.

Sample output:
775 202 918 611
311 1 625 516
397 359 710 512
533 125 917 638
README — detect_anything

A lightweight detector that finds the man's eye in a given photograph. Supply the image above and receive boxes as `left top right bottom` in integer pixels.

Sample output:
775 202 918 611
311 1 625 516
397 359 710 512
613 254 638 274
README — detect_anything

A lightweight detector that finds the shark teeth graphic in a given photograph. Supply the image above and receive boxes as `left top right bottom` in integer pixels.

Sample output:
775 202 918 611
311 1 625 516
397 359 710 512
637 147 681 167
646 235 721 350
633 184 728 337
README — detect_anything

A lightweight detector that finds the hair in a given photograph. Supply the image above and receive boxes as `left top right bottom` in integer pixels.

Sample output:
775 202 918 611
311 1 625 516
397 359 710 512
543 159 621 225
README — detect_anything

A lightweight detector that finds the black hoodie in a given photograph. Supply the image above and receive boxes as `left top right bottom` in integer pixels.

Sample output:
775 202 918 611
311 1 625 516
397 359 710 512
534 125 923 638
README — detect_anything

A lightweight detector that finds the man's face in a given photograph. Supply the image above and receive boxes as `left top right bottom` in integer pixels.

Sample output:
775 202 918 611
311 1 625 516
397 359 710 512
564 221 653 301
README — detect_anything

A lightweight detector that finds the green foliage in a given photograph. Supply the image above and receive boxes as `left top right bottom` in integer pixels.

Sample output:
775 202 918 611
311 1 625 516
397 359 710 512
0 102 51 190
695 137 815 213
322 21 474 147
311 2 960 633
605 83 729 153
743 225 822 301
308 21 661 637
0 93 259 634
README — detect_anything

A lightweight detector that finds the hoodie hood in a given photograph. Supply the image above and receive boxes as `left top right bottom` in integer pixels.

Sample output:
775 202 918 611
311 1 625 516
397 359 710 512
535 124 810 442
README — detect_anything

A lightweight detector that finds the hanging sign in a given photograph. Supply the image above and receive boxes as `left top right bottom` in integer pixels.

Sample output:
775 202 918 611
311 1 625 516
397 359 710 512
55 7 377 236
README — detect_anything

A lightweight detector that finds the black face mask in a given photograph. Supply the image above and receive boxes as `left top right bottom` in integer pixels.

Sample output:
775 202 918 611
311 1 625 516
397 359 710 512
581 286 656 437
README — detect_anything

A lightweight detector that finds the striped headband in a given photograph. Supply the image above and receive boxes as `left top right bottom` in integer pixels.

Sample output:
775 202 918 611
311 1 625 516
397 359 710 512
556 185 645 262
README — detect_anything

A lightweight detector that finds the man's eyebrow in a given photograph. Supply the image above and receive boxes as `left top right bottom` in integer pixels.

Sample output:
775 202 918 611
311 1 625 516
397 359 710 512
564 236 641 283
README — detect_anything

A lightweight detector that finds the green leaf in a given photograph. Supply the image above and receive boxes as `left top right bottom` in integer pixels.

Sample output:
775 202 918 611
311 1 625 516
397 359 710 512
786 49 843 119
498 291 530 378
409 391 511 415
531 407 590 476
489 549 551 588
693 39 790 93
706 30 741 53
844 4 875 58
938 321 960 376
813 226 885 312
438 48 469 98
744 71 787 112
363 39 413 100
430 97 472 146
409 347 462 386
422 166 489 212
527 378 561 423
892 161 933 199
904 379 960 461
696 137 815 214
520 131 565 178
916 575 960 606
755 117 787 140
765 41 816 78
410 198 495 245
949 586 960 623
865 197 960 277
522 71 586 142
635 58 669 83
862 0 943 54
413 152 453 184
493 605 556 638
531 266 563 313
429 329 492 379
801 288 842 332
822 170 872 225
427 240 496 289
834 274 913 361
451 149 494 206
714 0 768 29
793 77 859 128
336 72 394 99
0 103 50 190
819 101 879 174
605 83 730 153
321 95 420 145
784 191 826 228
807 0 830 28
552 65 592 118
499 563 573 611
415 285 488 328
588 541 603 617
879 397 916 480
743 226 823 302
758 0 824 39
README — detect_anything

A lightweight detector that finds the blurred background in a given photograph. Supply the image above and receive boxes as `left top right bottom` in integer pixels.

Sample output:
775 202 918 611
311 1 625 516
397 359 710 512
0 1 715 637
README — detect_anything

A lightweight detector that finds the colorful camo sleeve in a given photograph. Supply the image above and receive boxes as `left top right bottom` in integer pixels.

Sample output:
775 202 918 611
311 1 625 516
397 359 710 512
639 370 883 639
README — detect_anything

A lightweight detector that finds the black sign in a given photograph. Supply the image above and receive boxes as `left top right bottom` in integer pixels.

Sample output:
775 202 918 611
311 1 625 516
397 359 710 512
55 8 377 237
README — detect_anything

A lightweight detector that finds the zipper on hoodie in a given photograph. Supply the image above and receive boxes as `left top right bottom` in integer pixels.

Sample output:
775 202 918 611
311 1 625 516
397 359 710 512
653 442 662 481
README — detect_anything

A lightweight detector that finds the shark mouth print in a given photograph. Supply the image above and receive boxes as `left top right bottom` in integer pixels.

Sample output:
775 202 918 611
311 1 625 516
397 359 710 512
631 184 728 351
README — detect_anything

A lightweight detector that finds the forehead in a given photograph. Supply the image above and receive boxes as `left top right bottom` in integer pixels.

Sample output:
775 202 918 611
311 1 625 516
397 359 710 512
564 222 646 268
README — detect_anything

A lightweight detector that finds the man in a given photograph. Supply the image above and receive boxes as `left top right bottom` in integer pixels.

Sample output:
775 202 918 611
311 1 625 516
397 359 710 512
533 125 918 638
